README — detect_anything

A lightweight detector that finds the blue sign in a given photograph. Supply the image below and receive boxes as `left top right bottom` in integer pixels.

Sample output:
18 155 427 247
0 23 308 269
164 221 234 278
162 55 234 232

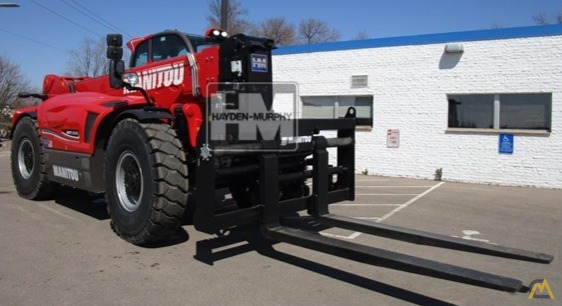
499 134 514 154
251 54 268 72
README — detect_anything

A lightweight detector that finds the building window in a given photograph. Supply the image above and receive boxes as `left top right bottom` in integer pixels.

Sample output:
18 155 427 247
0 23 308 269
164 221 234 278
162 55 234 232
448 93 551 131
301 95 373 126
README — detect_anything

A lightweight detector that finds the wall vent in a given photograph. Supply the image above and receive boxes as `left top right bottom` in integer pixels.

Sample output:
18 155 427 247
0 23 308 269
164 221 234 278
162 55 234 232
351 75 368 88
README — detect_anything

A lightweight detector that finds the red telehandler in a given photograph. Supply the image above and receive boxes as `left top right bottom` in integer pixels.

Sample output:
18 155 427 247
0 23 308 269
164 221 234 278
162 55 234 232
11 29 552 294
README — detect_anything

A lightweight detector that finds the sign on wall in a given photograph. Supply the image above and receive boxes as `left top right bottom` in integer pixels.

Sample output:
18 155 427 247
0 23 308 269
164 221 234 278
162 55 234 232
499 134 514 154
387 129 399 148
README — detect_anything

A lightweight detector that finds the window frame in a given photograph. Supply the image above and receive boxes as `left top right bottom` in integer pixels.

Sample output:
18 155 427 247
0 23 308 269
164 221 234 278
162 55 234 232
446 93 552 135
301 95 374 128
131 39 150 67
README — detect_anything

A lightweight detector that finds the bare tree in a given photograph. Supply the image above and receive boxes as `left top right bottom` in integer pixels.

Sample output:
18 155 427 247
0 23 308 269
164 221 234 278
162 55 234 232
297 18 341 44
65 37 109 77
532 12 562 25
0 56 30 110
488 21 504 29
0 56 37 127
533 13 551 25
207 0 251 35
252 17 295 45
352 31 370 40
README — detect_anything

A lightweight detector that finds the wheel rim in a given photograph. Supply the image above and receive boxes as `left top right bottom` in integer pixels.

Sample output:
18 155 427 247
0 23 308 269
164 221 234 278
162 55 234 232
115 151 144 212
18 138 35 179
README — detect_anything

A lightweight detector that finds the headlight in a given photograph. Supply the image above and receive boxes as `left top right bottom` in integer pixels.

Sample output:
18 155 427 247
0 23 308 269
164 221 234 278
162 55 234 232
121 73 140 86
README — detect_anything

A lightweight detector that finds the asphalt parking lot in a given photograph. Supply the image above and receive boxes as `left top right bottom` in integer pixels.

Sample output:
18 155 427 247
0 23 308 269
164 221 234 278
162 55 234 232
0 150 560 306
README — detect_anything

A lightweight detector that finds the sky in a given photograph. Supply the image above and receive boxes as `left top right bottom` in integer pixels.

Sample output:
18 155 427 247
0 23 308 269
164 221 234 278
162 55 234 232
1 0 562 88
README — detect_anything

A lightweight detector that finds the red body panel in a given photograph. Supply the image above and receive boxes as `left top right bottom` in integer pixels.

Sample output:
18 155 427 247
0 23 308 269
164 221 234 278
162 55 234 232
195 46 220 97
43 74 90 96
172 102 204 146
40 93 145 154
14 42 222 154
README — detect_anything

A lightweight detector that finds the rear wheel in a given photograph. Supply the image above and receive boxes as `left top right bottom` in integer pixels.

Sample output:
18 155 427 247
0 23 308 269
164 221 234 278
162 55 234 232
105 119 188 245
11 117 59 199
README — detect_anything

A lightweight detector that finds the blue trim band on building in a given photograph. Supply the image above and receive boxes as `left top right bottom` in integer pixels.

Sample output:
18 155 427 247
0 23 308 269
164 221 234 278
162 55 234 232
273 24 562 55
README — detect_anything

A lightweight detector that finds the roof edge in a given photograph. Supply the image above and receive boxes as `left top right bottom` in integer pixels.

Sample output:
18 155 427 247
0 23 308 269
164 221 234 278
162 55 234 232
273 24 562 55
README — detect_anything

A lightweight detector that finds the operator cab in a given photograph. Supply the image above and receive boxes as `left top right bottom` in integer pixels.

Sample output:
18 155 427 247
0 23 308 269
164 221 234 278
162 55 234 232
129 31 223 68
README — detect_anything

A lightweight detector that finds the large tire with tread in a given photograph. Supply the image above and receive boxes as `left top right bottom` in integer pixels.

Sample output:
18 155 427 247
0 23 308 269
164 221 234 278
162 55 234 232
11 117 59 200
105 119 188 245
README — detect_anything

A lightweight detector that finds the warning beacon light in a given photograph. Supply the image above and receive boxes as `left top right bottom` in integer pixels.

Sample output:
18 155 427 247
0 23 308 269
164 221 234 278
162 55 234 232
205 28 228 41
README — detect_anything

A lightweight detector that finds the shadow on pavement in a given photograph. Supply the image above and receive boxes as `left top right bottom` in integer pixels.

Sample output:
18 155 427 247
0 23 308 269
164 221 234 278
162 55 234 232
53 187 190 247
54 187 110 220
194 224 457 306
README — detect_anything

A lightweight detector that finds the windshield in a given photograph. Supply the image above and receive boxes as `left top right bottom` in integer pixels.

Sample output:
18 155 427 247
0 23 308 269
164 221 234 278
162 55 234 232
185 34 220 53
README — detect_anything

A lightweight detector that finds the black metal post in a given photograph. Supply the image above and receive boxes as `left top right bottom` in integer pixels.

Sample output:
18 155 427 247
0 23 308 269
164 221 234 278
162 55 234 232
220 0 228 31
194 156 217 234
312 136 329 215
259 154 280 230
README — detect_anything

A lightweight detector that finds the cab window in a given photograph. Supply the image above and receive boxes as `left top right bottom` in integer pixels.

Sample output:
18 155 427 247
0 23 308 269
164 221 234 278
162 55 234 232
131 34 189 67
152 35 188 63
132 40 149 67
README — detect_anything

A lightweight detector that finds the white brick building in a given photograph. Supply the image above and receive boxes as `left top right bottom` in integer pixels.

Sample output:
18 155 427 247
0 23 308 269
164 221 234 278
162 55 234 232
272 25 562 188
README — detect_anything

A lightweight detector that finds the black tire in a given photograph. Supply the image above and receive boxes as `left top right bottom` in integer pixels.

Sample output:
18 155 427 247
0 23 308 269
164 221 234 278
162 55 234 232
11 117 59 200
105 119 188 245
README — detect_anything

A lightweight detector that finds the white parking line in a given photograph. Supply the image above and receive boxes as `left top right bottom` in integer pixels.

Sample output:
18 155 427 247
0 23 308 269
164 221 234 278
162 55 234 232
356 193 420 196
356 185 437 188
331 203 401 206
320 231 362 240
377 182 445 223
317 180 445 240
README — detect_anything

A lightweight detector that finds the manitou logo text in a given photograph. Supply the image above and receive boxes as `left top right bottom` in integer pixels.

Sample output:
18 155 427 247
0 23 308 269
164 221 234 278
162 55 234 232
53 165 79 182
125 62 184 93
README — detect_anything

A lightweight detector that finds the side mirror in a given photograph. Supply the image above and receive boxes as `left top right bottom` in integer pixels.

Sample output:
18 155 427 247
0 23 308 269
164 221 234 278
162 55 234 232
106 34 125 89
109 60 125 89
106 34 123 60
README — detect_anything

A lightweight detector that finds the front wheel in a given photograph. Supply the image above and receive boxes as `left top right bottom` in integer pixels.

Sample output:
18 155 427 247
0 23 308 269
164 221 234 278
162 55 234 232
11 117 59 200
105 119 188 245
